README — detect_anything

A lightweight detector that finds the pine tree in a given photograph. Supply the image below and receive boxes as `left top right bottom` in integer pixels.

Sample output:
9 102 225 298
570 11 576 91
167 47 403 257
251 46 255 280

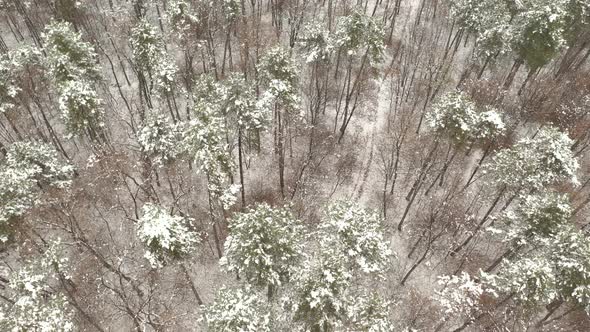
427 91 505 146
0 141 74 231
136 203 199 268
450 0 590 68
258 46 299 113
42 21 104 140
449 0 513 60
220 203 303 297
0 240 75 331
489 191 572 246
137 114 182 165
291 251 353 331
550 226 590 311
166 0 200 40
220 74 267 131
347 294 393 332
320 201 391 274
0 166 37 230
434 272 488 321
290 201 391 331
483 126 579 192
219 73 268 205
0 49 32 114
181 78 238 209
130 19 178 101
482 195 590 312
202 286 271 332
332 11 385 64
484 253 558 307
300 23 332 64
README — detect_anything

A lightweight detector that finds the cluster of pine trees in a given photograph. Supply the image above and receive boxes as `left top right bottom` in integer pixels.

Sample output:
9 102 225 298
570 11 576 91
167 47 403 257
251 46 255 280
0 0 589 330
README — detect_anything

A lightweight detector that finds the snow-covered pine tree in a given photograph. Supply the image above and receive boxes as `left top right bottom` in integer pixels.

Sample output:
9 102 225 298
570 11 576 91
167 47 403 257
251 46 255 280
181 76 238 210
220 203 303 298
481 224 590 312
0 240 75 331
258 46 299 113
258 46 299 197
331 11 385 142
220 74 266 131
332 11 385 64
130 19 178 104
320 200 391 274
347 293 393 332
136 203 199 268
483 126 579 192
450 0 590 71
137 114 182 166
0 50 24 115
550 225 590 311
219 73 267 205
290 201 391 331
167 0 200 40
300 23 332 64
427 90 505 146
490 191 572 246
434 272 488 322
0 141 74 232
202 286 271 332
42 21 105 140
0 166 37 231
449 0 513 61
483 198 590 313
291 252 352 331
483 251 558 307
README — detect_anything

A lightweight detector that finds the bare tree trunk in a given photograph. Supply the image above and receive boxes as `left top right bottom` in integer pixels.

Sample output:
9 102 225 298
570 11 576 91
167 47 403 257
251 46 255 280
180 264 203 305
451 186 506 256
502 58 523 91
238 128 246 208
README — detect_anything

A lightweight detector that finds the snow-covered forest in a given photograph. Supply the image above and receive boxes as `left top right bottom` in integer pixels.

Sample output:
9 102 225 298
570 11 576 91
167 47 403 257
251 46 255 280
0 0 590 330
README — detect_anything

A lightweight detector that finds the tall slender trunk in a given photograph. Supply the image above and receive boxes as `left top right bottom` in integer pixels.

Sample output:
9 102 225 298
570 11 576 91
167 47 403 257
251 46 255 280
451 186 506 255
277 108 285 199
238 128 246 208
502 58 523 90
181 264 204 305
